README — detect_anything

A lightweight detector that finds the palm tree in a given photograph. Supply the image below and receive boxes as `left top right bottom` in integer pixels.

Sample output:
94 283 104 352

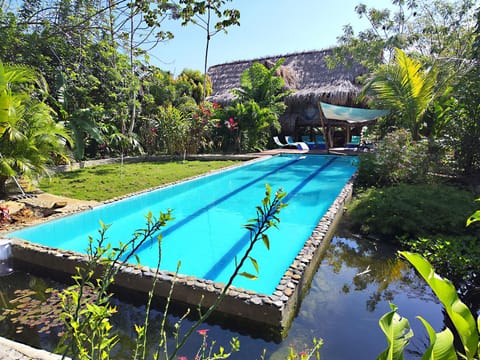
362 48 437 140
0 62 72 196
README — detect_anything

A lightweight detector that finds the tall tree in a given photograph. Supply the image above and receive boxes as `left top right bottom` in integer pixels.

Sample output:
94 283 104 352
176 0 240 101
443 6 480 174
329 0 477 74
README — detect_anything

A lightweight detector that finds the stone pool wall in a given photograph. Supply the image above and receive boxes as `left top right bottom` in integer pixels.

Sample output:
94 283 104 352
2 158 355 340
5 178 354 340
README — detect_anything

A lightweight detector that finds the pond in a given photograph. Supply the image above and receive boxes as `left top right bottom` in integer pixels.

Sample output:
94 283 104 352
0 224 444 359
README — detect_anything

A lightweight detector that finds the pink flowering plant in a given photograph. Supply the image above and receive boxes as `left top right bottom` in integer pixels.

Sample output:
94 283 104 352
188 101 221 153
212 107 241 153
192 329 240 360
0 207 11 224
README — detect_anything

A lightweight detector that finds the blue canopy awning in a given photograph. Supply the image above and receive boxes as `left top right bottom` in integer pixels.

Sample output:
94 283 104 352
319 102 389 124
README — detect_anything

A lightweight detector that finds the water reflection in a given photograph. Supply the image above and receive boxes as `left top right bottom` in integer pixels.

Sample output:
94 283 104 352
0 230 445 359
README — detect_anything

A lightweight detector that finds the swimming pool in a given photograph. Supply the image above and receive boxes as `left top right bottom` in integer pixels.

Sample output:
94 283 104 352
7 154 357 295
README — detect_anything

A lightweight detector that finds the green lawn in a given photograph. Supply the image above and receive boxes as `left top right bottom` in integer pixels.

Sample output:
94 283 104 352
39 160 240 201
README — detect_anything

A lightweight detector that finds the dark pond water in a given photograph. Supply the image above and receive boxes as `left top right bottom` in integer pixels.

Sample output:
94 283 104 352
0 226 445 359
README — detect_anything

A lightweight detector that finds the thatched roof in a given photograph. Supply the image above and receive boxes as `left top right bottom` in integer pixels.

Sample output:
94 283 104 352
207 48 366 106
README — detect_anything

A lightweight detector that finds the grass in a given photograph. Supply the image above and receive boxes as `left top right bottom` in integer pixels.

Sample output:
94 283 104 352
39 160 240 201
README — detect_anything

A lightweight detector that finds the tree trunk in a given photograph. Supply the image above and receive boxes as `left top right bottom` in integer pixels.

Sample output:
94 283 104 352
202 3 211 103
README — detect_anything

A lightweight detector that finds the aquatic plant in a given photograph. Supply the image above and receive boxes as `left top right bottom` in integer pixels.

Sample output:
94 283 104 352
2 286 96 337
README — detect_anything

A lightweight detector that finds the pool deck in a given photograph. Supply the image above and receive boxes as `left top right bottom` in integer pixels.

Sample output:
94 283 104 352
0 150 357 353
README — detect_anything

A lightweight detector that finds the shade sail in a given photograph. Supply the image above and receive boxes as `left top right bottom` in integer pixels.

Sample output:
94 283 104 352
319 102 389 124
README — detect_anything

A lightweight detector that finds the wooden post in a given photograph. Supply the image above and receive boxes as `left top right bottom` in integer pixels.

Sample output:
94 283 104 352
317 102 330 153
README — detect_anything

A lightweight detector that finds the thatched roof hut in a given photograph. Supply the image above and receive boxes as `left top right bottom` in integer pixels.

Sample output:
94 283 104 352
207 48 368 138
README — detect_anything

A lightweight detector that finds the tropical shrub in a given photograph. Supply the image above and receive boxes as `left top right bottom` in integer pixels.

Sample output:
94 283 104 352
225 59 290 152
223 100 280 152
442 96 480 175
355 129 440 188
347 184 478 240
187 101 220 153
152 100 220 156
0 61 72 195
402 235 480 291
155 104 190 156
176 69 212 105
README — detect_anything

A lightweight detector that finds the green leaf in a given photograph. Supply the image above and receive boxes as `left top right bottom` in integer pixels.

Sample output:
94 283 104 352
239 272 258 280
261 234 270 250
377 303 413 360
248 256 259 274
417 316 457 360
400 251 478 358
134 254 141 265
466 210 480 227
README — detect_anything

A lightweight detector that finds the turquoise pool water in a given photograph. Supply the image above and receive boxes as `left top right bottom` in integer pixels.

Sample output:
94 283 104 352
7 154 357 295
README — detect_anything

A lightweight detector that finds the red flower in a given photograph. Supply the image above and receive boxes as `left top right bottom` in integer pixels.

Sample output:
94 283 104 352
0 207 11 224
225 117 238 131
178 356 188 360
196 329 209 336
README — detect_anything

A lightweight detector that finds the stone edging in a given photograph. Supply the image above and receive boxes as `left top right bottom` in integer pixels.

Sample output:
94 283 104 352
0 336 68 360
3 155 356 340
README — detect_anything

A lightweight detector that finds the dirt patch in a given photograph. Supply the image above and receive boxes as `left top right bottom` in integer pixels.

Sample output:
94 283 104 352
0 193 98 233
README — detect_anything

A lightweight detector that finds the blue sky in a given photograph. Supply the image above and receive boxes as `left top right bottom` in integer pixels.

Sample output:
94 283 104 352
149 0 393 76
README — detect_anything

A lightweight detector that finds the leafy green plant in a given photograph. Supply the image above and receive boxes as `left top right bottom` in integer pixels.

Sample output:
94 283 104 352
377 303 413 360
361 48 438 141
57 210 173 358
402 235 480 289
225 59 291 152
467 200 480 226
0 61 73 195
355 129 437 188
377 251 480 360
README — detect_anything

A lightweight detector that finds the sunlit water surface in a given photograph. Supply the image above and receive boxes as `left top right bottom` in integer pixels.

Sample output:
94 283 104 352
0 227 444 359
